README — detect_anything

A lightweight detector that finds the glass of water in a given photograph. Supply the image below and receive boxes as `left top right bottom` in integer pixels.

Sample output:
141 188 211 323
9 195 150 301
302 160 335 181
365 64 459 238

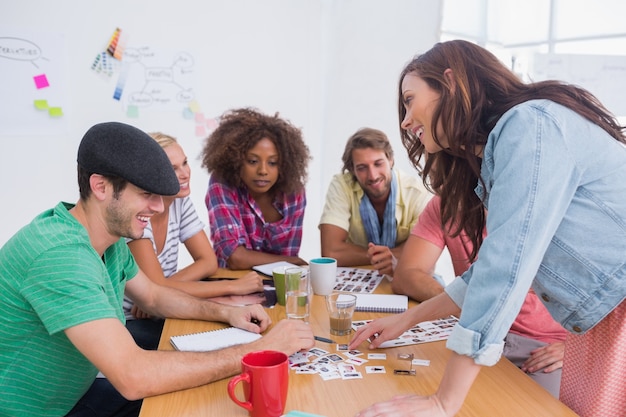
285 267 310 322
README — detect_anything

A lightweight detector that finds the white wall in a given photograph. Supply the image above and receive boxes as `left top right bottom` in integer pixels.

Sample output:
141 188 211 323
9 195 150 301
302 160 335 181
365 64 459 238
0 0 442 267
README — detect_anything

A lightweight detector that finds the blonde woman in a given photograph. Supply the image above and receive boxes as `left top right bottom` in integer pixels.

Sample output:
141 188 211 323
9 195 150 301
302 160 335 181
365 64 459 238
125 132 263 349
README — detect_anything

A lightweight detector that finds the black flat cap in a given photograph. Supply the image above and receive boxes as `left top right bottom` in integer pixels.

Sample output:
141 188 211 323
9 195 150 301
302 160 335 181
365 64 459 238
77 122 180 196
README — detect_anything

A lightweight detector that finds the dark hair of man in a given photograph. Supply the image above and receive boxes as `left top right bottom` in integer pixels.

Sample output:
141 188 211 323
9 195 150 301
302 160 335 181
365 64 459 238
341 127 394 178
77 165 129 201
201 107 311 195
397 39 626 261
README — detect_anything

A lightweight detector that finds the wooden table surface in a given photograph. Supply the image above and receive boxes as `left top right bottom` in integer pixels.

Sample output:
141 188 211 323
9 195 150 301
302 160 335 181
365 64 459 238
139 269 577 417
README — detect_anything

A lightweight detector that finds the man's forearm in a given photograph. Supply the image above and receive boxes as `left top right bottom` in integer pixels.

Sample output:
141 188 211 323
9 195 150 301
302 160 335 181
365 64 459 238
114 339 255 400
323 242 370 267
151 285 231 322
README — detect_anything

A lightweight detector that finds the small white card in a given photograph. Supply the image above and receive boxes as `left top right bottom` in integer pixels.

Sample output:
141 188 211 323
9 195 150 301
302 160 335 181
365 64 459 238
367 353 387 360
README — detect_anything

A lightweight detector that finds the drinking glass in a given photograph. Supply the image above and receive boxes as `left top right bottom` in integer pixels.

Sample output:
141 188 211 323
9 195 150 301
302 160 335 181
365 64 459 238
284 267 310 322
325 293 357 335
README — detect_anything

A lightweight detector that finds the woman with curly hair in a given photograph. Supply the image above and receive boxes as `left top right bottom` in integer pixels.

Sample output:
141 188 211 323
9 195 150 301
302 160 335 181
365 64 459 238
201 108 311 269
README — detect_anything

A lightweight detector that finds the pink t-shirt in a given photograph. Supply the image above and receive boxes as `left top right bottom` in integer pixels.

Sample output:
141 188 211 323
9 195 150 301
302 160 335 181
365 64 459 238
413 196 567 344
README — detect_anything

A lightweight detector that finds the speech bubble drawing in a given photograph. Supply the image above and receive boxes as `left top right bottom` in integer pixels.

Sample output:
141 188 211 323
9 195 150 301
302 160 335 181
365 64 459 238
0 37 42 62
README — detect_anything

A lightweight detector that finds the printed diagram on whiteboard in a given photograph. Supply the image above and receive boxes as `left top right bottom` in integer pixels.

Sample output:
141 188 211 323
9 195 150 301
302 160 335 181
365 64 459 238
0 32 67 135
114 46 197 118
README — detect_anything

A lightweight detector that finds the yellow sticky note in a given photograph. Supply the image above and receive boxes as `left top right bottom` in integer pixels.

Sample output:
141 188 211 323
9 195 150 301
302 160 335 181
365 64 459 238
188 100 201 113
48 107 63 117
34 99 49 110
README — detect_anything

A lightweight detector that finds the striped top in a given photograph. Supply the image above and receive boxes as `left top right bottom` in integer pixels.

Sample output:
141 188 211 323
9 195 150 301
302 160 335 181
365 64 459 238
0 202 138 417
124 196 204 320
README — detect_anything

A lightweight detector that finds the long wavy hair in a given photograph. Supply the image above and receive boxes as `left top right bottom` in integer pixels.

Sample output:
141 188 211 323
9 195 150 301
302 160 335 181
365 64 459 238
398 40 626 261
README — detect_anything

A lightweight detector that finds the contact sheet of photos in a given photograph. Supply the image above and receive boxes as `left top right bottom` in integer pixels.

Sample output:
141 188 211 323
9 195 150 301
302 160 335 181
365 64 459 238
333 267 385 294
351 315 459 348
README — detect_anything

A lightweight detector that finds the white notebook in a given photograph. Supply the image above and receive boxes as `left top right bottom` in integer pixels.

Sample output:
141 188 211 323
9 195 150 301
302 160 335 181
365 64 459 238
354 294 408 313
252 261 299 276
170 327 262 352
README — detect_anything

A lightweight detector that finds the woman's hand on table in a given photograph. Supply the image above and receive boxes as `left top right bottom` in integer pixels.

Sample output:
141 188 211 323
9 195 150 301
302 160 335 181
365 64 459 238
256 319 315 355
349 313 410 350
355 394 451 417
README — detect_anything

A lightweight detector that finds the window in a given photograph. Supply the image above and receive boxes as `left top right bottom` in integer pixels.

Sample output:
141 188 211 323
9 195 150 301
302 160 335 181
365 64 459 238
441 0 626 117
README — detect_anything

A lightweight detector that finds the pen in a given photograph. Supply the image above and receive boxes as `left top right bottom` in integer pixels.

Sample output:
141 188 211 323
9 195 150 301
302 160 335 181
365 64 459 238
314 336 335 343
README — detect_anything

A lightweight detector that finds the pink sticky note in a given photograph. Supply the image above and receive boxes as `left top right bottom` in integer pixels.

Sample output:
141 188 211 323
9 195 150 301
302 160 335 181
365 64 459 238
34 74 50 89
206 118 218 130
195 125 207 137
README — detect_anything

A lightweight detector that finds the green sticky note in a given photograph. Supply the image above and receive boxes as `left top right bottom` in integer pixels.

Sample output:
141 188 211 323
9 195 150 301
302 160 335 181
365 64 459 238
48 107 63 117
126 105 139 118
34 99 49 110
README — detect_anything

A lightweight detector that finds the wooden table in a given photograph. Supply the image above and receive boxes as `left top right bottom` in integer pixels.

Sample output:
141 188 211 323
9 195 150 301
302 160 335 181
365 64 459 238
139 269 577 417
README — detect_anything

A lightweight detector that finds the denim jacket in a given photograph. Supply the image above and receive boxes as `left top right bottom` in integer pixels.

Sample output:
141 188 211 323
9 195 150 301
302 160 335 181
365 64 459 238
445 99 626 366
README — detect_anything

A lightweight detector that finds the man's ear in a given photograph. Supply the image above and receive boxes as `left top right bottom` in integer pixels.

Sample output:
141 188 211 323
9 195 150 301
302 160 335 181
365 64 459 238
89 174 108 201
443 68 455 95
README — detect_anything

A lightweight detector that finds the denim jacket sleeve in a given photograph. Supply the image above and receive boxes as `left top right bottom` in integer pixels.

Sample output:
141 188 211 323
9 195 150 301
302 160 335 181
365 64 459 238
445 99 626 366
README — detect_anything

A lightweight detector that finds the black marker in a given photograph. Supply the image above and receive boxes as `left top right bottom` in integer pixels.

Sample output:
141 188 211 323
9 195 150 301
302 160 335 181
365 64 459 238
314 336 335 343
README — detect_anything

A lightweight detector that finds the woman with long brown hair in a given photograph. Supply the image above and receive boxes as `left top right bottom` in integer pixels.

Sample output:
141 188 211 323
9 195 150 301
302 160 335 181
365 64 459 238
351 40 626 417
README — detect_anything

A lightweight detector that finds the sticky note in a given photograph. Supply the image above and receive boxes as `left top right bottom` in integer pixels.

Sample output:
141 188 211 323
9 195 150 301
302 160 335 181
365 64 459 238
48 107 63 117
206 118 218 130
182 107 194 120
194 112 205 123
33 74 50 89
188 100 201 113
126 105 139 118
195 125 207 137
34 99 49 110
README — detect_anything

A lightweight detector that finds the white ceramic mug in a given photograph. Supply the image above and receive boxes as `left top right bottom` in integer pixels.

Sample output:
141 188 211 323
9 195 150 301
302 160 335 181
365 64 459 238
309 257 337 296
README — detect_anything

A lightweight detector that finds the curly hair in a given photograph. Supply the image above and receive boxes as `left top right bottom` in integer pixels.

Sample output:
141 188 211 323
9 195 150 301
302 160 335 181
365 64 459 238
201 107 311 195
397 40 626 261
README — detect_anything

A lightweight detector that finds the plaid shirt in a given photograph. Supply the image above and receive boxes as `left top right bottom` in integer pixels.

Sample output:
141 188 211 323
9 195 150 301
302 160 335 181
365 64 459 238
206 176 306 267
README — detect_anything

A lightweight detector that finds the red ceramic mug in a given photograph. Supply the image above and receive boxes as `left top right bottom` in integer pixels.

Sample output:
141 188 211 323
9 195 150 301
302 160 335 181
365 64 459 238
227 350 289 417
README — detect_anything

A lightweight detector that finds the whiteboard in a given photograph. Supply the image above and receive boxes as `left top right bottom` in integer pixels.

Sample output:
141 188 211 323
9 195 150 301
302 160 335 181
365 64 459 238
0 1 441 262
532 53 626 117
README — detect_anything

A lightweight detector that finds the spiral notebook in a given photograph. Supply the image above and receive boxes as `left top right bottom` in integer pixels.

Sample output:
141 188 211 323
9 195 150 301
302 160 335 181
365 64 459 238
354 294 408 313
170 327 262 352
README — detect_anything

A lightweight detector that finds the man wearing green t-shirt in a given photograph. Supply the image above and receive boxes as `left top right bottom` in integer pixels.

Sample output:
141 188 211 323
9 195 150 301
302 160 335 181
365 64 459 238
0 122 314 417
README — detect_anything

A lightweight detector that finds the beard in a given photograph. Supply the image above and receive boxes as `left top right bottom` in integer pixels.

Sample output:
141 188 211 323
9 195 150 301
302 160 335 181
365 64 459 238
105 197 143 240
362 176 391 202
